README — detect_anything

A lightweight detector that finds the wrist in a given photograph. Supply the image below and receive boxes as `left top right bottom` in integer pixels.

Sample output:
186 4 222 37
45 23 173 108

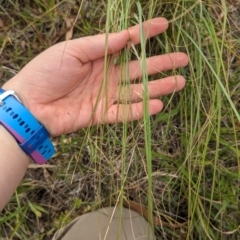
0 124 31 166
0 124 30 211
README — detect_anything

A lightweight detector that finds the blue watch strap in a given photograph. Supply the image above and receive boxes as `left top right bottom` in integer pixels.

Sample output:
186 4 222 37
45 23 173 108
0 88 55 164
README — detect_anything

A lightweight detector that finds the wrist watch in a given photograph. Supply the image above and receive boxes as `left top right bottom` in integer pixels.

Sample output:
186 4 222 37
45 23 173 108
0 88 55 164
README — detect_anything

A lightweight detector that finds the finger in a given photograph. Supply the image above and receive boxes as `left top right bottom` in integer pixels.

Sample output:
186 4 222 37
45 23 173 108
116 53 189 81
68 18 169 63
118 75 186 102
105 99 163 124
128 17 169 45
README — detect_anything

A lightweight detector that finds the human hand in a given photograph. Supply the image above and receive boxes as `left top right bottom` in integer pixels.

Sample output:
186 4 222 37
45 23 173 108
3 18 188 136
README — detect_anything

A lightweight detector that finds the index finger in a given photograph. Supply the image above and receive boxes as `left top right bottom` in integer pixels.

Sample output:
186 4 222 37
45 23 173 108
127 17 169 45
68 18 169 63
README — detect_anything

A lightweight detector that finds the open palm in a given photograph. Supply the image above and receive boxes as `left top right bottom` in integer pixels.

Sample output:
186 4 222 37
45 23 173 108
4 18 188 136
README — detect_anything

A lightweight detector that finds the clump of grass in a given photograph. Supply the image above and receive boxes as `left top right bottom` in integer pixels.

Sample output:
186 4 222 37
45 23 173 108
0 0 239 239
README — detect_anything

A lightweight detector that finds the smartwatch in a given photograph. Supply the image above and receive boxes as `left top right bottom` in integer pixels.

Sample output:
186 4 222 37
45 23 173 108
0 88 55 164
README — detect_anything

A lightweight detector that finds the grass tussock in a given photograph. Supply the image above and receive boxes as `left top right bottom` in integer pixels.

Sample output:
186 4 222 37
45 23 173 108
0 0 240 239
